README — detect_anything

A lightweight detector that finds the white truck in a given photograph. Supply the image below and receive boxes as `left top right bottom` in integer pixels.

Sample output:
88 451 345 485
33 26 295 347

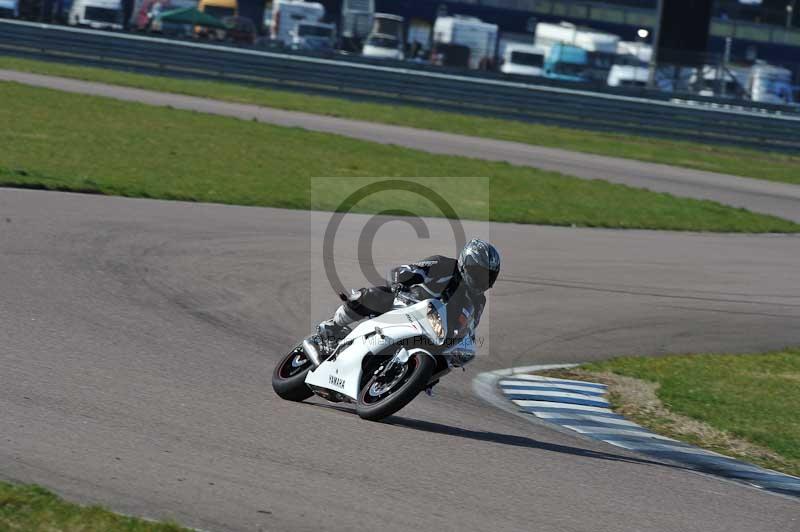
362 13 404 60
536 22 619 82
535 21 619 54
500 43 547 77
607 65 648 87
370 12 402 40
341 0 374 44
68 0 123 29
607 41 651 88
291 21 336 51
270 0 325 46
433 15 498 70
362 33 404 60
748 63 794 105
0 0 19 18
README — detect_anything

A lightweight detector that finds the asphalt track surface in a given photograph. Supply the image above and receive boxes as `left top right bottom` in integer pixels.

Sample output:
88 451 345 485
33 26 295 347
2 69 800 223
2 188 800 531
2 72 800 530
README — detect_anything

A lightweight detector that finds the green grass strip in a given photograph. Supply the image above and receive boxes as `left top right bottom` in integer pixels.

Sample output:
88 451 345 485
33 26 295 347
1 81 798 233
584 348 800 476
1 56 798 185
0 481 190 531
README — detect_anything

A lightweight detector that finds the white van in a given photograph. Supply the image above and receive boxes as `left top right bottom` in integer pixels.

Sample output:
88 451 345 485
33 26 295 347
500 43 547 77
271 0 325 46
607 41 654 89
607 64 649 88
68 0 123 29
341 0 374 42
362 33 404 60
433 15 498 69
362 12 404 60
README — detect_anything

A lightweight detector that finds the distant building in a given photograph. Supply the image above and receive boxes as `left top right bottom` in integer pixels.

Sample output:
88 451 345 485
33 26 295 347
310 0 798 65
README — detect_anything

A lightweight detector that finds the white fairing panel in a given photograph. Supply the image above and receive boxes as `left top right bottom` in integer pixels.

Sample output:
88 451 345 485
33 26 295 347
305 299 445 399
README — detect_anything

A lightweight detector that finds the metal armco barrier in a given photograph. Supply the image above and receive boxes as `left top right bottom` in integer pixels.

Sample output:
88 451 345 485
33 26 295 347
2 19 799 153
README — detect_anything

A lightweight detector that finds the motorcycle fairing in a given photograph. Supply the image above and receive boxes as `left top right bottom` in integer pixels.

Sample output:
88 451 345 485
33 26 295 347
304 299 446 400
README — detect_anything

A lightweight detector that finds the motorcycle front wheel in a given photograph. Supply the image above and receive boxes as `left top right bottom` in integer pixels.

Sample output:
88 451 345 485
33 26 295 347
356 352 435 421
272 345 315 402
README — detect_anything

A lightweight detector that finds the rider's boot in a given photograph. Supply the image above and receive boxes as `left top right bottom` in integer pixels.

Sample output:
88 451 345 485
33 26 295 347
317 304 359 342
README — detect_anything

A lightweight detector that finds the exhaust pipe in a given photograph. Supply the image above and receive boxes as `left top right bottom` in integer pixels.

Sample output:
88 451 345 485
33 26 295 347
302 337 322 367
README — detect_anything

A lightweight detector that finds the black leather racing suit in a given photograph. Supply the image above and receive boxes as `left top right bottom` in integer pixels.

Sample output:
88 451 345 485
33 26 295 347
338 255 485 339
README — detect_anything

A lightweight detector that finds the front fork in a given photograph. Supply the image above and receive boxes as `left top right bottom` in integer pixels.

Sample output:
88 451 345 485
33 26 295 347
371 347 411 388
376 347 452 397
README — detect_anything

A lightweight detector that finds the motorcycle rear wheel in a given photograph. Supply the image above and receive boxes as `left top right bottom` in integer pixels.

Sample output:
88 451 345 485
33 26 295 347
356 352 434 421
272 345 315 402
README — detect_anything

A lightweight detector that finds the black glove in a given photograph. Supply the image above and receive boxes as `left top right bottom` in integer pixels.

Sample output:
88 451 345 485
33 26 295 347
391 269 423 287
390 282 405 294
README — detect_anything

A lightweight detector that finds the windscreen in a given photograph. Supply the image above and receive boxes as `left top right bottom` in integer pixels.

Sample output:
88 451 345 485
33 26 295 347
367 36 398 48
299 25 332 37
510 51 543 68
620 79 647 87
85 6 120 23
554 62 585 77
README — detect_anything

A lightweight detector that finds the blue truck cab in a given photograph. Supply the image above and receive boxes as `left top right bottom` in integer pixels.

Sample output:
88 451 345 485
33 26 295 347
544 43 589 82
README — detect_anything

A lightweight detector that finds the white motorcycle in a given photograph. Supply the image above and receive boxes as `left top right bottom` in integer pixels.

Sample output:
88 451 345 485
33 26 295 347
272 291 476 421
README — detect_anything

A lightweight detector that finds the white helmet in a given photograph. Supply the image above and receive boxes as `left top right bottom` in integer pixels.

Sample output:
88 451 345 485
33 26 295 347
457 238 501 293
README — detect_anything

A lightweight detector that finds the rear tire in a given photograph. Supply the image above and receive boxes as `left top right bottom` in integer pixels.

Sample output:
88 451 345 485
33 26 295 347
356 353 435 421
272 345 314 402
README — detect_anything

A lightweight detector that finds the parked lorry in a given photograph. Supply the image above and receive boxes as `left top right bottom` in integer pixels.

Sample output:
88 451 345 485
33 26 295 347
270 0 324 45
606 41 651 88
536 22 619 82
535 22 619 54
68 0 123 29
748 63 794 104
433 15 498 70
500 43 547 77
606 64 648 87
340 0 373 50
543 43 589 82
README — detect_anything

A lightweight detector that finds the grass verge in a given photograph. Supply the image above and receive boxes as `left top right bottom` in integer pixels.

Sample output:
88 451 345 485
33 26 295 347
545 348 800 477
1 82 798 233
0 481 190 531
1 56 799 185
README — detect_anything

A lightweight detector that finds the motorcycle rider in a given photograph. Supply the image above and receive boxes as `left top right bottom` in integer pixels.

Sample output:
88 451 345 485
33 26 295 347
318 238 501 354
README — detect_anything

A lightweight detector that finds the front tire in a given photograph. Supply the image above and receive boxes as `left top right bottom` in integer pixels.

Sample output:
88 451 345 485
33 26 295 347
272 345 314 401
356 353 435 421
